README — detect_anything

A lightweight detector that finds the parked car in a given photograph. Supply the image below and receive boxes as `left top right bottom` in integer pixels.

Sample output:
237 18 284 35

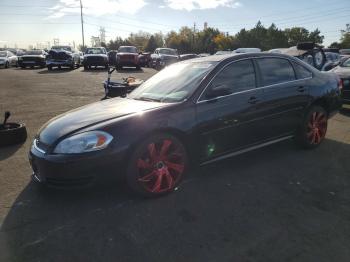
29 53 342 197
18 50 47 68
179 54 199 61
233 48 261 53
46 46 80 70
83 47 108 69
138 52 151 67
0 51 18 68
330 57 350 105
116 46 140 70
150 48 179 70
215 50 232 55
107 50 118 66
322 52 341 71
340 49 350 56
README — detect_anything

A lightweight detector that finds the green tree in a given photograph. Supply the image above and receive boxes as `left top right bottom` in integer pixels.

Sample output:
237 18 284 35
340 24 350 48
284 27 311 46
145 35 157 52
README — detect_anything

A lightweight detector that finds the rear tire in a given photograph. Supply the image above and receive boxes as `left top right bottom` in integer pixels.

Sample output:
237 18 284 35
47 65 52 71
5 62 9 68
296 105 328 149
126 133 188 197
0 123 27 147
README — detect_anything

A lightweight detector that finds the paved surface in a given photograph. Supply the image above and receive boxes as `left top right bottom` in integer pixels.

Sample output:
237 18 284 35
0 66 350 262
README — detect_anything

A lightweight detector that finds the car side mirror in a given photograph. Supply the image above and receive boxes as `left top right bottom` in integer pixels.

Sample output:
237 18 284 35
206 84 232 99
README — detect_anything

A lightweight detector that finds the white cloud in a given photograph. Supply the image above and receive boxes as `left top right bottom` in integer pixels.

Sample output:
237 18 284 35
164 0 241 11
47 0 147 18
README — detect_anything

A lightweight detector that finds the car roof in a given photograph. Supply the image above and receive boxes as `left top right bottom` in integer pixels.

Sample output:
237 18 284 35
191 52 300 62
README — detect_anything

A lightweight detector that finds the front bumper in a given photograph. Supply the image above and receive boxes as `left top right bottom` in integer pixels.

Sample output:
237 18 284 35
46 59 73 67
29 146 126 188
19 60 45 67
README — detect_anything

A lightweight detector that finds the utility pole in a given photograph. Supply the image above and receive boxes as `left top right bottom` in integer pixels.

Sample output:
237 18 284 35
79 0 85 50
192 22 196 52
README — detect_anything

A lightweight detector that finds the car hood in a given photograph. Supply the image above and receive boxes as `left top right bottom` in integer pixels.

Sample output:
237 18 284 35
84 54 107 58
38 98 168 145
331 66 350 78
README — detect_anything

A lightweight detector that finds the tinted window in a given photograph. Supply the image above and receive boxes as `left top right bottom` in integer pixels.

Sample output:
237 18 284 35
257 58 296 86
207 59 256 95
293 62 312 79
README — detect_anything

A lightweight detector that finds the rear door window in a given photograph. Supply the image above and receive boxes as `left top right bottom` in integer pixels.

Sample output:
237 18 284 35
256 58 296 86
292 62 312 79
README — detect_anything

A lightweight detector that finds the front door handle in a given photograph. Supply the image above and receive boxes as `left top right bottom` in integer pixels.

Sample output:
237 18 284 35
297 86 306 93
248 96 259 104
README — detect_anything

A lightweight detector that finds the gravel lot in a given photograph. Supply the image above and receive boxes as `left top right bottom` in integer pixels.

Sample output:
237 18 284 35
1 66 350 262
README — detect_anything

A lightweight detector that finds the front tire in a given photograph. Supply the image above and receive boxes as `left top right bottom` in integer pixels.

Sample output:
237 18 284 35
296 105 328 149
5 62 9 68
126 133 188 197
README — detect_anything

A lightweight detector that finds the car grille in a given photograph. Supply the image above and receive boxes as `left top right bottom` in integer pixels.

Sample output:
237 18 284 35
86 56 105 63
120 55 136 61
22 57 43 62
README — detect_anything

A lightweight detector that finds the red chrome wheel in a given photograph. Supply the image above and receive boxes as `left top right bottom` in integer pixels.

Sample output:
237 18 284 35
306 111 327 145
127 134 187 196
297 105 328 149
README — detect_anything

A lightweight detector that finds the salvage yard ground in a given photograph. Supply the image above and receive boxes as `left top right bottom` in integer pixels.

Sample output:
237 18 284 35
1 67 350 262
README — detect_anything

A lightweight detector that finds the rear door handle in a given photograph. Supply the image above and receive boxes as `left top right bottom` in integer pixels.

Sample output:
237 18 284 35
248 96 259 104
297 86 306 93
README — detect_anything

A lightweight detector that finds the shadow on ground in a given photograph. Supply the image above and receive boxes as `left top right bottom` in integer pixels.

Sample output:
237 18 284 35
37 68 78 74
1 139 350 262
116 68 144 73
0 143 23 161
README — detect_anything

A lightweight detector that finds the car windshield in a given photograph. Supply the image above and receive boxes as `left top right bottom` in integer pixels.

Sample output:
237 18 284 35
0 51 6 57
51 46 72 52
118 47 137 53
25 50 42 55
128 61 217 103
86 48 105 54
341 58 350 67
158 49 177 55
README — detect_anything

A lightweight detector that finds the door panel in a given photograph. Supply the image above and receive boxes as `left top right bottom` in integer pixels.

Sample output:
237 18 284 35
196 89 264 161
255 58 311 139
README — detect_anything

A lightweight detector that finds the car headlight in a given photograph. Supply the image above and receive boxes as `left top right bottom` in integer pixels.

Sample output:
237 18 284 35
53 131 113 154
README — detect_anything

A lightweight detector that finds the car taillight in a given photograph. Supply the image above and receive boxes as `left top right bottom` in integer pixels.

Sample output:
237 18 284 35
338 79 343 91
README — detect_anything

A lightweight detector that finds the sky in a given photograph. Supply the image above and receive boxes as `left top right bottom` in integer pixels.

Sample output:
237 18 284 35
0 0 348 49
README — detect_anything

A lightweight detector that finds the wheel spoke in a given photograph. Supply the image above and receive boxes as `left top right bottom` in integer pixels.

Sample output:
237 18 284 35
160 140 172 158
151 172 163 193
148 143 157 163
164 160 184 174
137 159 151 170
138 171 157 182
164 168 174 190
314 130 321 144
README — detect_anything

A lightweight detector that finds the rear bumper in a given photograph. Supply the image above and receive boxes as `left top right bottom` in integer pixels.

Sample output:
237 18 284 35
29 146 127 188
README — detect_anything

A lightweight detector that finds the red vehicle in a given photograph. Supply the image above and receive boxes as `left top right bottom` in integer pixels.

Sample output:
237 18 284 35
116 46 140 70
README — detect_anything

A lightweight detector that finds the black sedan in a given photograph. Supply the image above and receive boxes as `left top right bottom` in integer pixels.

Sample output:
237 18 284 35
29 53 342 197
